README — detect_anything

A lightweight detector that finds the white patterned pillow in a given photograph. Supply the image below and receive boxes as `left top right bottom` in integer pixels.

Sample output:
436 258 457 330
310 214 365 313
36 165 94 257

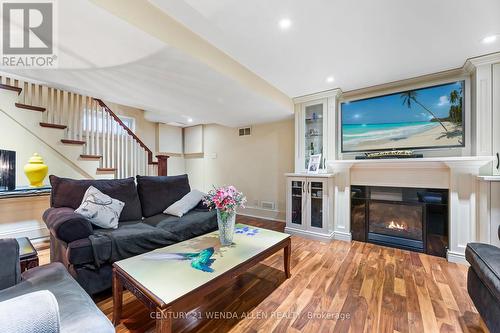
75 186 124 229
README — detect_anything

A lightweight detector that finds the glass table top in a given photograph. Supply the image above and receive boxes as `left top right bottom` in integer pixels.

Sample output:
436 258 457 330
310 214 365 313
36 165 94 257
115 224 290 305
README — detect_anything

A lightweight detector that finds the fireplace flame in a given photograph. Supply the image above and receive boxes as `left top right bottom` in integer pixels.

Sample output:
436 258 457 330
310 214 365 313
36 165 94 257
387 220 408 231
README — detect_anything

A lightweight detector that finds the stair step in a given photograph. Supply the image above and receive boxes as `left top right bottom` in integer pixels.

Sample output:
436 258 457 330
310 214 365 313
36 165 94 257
15 103 45 112
80 154 102 160
96 168 117 172
40 122 66 129
0 83 22 95
61 139 85 145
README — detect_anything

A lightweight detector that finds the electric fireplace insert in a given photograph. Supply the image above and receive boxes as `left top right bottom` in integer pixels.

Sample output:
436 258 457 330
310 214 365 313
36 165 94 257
351 185 448 257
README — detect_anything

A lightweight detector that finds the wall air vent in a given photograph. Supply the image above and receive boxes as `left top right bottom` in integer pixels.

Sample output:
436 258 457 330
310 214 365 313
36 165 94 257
261 201 276 210
238 127 251 136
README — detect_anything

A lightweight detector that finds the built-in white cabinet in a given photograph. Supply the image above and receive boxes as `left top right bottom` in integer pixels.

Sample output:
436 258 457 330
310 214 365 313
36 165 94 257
478 177 500 248
492 63 500 175
285 174 334 240
293 90 341 173
490 182 500 247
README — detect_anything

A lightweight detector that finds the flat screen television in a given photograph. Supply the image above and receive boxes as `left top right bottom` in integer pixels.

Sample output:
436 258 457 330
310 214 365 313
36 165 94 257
341 81 465 153
0 149 15 191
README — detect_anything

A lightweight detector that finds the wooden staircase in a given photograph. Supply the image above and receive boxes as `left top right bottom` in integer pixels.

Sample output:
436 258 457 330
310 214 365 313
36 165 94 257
0 75 157 179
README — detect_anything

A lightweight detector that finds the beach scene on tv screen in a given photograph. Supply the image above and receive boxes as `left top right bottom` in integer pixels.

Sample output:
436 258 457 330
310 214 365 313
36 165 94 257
342 81 464 152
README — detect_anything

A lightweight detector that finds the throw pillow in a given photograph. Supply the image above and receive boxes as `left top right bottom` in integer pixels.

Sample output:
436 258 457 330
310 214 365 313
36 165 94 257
75 186 124 229
164 189 205 217
49 175 142 222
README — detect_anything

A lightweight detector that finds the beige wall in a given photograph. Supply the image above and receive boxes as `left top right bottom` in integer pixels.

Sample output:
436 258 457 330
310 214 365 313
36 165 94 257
0 110 88 187
104 101 158 154
185 119 294 220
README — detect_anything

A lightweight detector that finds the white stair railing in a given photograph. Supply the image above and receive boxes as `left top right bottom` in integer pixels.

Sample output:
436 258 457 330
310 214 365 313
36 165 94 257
0 74 158 178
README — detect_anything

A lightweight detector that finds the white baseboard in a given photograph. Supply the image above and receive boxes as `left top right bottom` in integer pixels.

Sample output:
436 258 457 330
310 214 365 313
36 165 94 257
284 226 334 241
239 206 285 222
334 231 352 242
447 250 468 265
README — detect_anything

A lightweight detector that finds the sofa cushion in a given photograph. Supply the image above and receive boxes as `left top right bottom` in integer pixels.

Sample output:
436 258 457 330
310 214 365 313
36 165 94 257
0 263 114 333
144 210 217 242
43 208 94 244
92 221 181 262
49 175 142 222
136 175 191 217
465 243 500 303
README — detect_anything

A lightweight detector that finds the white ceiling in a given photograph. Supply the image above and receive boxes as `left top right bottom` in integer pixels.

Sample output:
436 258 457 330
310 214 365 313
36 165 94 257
6 47 290 127
152 0 500 96
4 0 500 127
2 0 292 127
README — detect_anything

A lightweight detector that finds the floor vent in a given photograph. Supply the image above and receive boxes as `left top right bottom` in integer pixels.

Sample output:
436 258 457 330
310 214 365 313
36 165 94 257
238 127 251 136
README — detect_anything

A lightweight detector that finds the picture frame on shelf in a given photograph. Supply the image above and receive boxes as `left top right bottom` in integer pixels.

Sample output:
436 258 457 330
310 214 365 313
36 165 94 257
307 154 321 174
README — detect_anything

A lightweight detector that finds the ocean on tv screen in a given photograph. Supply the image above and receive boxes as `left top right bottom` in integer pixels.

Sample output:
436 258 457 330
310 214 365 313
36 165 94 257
341 81 464 152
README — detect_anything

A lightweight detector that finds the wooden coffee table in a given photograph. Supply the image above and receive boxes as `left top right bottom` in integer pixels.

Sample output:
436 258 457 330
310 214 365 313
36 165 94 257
112 224 291 333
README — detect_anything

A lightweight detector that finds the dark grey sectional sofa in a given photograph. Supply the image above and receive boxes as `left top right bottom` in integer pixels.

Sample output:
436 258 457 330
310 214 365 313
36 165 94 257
43 174 217 295
465 226 500 333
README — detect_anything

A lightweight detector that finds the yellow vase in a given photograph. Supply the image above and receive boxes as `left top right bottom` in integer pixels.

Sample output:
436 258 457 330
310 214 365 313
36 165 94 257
24 153 48 187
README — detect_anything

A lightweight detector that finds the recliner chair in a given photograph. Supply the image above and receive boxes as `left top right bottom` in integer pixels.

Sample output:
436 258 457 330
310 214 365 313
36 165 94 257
0 238 114 333
465 227 500 333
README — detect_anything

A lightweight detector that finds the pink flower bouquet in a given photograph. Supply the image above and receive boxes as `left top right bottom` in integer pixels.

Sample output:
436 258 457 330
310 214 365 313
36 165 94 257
203 186 246 245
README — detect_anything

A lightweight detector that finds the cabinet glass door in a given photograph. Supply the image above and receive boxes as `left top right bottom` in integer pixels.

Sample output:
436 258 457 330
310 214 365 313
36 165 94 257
304 103 324 170
291 180 305 226
309 181 324 229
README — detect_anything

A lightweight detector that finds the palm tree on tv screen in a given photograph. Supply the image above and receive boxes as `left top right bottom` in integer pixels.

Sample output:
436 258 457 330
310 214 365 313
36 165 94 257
400 91 449 132
448 86 463 124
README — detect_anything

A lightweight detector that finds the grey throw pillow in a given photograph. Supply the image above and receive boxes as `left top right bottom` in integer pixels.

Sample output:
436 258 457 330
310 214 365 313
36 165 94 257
164 190 205 217
75 186 124 229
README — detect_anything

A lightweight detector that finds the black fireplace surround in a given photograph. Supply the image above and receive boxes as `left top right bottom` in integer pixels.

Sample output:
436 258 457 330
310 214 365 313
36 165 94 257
351 185 448 257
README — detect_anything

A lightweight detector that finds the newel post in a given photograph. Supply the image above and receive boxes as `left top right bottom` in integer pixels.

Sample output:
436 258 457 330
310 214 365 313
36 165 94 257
156 155 170 176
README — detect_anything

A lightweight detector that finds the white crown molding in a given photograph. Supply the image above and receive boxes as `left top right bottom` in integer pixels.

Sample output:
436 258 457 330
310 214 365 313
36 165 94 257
464 52 500 70
293 88 342 104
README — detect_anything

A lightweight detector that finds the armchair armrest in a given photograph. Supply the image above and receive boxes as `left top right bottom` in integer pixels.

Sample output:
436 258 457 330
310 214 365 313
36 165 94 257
0 290 60 333
43 207 94 243
0 239 20 290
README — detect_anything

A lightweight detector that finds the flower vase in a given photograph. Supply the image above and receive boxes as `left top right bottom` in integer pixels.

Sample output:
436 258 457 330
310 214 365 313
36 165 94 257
217 209 236 246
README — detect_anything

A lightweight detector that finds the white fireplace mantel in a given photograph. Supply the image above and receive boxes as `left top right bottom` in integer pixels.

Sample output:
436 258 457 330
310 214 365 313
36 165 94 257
328 156 494 169
325 156 495 264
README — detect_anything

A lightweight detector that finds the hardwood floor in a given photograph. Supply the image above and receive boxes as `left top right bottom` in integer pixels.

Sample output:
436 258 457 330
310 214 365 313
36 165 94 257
37 215 487 333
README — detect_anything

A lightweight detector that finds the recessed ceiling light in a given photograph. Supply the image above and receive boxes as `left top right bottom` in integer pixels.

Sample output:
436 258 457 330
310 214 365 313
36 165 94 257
482 34 498 44
278 18 292 30
326 76 335 83
187 117 193 123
